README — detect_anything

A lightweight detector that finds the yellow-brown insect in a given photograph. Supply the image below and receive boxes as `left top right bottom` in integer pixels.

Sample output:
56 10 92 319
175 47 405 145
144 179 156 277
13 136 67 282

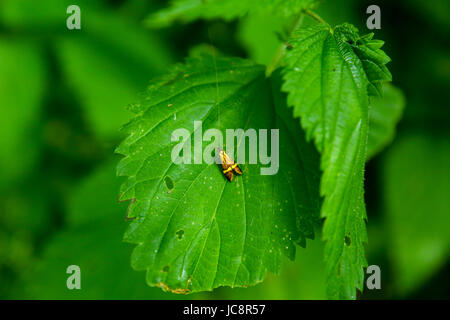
218 148 243 182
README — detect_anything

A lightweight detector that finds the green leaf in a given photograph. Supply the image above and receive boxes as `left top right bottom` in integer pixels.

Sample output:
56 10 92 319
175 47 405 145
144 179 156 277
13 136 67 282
384 134 450 296
116 55 321 293
147 0 318 27
20 161 195 299
54 3 174 138
282 23 392 299
0 0 174 139
216 236 327 299
237 12 288 66
0 39 46 189
0 0 103 30
367 84 405 160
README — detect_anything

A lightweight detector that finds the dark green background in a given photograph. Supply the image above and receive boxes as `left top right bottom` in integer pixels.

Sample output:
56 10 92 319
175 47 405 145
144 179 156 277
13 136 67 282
0 0 448 299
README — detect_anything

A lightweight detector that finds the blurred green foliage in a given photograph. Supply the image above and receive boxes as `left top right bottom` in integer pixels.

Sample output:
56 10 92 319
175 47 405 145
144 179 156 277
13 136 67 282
0 0 448 299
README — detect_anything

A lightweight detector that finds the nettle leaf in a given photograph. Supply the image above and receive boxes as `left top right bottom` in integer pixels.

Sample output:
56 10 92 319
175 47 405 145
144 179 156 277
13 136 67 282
147 0 318 27
116 55 321 293
282 23 392 299
367 84 405 160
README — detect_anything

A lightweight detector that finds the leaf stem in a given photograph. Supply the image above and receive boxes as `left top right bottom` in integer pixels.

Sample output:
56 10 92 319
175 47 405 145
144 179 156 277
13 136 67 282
265 13 305 77
303 9 327 25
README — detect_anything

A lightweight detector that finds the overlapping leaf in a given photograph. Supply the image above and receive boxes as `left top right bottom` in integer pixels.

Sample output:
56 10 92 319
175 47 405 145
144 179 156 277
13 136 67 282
384 135 450 295
147 0 318 27
367 84 405 159
282 23 392 299
116 55 321 293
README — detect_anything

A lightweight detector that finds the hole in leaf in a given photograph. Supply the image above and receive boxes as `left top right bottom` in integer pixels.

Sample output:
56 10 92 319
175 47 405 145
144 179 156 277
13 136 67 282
164 176 174 193
209 148 216 159
344 234 351 246
176 229 184 240
162 265 170 273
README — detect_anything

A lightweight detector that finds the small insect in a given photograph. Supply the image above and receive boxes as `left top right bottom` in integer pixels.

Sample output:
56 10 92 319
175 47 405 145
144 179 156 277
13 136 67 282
218 147 243 182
